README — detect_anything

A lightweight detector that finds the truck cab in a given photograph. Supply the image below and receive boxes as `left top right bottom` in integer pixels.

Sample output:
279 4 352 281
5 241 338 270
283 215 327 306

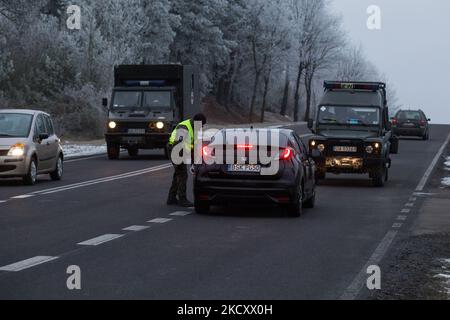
308 81 399 187
104 65 200 160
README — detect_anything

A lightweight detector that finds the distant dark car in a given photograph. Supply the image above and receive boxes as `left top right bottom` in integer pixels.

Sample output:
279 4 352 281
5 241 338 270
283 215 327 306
392 110 430 140
194 128 316 217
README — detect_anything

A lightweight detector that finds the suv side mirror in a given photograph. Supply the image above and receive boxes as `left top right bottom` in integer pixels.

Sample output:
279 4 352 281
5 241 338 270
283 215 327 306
428 118 431 122
102 98 108 109
39 133 49 141
307 119 314 130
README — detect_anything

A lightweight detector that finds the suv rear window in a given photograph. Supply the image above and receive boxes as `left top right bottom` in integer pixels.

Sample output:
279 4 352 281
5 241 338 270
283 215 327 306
397 111 423 121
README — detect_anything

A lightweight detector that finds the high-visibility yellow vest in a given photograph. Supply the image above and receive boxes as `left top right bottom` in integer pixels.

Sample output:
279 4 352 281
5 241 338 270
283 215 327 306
169 119 194 149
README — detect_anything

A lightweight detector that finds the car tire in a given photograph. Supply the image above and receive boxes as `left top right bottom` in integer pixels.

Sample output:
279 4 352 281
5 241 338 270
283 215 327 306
303 189 316 209
127 147 139 157
422 131 429 141
372 165 387 187
23 157 37 186
288 186 303 217
50 155 63 181
107 144 120 160
195 201 210 215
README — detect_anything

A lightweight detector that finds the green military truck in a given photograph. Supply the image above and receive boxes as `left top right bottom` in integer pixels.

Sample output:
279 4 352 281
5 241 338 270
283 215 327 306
308 81 399 187
103 65 200 159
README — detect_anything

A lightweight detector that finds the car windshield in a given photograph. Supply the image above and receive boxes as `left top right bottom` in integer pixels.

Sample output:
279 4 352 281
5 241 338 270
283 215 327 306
397 111 422 121
143 91 171 109
318 106 381 126
0 113 33 138
112 91 141 108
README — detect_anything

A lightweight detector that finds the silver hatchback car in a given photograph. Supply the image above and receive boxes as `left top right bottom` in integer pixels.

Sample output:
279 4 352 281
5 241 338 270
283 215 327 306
0 109 64 185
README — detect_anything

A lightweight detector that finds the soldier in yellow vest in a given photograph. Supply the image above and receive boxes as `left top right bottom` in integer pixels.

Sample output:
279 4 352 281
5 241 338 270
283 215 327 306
167 113 207 207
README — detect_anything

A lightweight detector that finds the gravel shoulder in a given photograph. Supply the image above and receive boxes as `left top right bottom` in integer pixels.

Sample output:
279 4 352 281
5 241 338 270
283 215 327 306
368 144 450 300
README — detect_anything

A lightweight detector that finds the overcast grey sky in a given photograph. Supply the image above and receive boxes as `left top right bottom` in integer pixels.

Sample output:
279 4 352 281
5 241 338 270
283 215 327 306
330 0 450 124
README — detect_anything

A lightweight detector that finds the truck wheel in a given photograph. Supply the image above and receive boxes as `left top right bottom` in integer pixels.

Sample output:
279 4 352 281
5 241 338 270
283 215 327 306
128 147 139 157
107 144 120 160
372 166 387 187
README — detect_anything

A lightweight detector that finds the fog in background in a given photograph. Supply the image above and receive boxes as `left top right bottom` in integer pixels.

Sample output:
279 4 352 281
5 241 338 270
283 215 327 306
330 0 450 124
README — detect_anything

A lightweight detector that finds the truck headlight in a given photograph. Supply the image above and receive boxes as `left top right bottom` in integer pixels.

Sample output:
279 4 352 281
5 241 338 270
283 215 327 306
108 121 117 129
8 143 25 157
156 121 165 129
317 144 325 152
366 145 374 154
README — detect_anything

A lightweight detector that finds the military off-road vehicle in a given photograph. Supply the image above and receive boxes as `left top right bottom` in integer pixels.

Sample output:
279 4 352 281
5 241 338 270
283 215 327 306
103 65 200 159
308 81 399 187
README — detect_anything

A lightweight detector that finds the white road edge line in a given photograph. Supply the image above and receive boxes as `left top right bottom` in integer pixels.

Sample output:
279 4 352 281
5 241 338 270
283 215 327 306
340 132 450 300
340 230 398 300
0 256 59 272
78 234 124 246
11 195 34 199
416 133 450 191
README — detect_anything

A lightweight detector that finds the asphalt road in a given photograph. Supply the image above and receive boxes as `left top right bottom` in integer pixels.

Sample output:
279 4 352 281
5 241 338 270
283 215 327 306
0 124 449 299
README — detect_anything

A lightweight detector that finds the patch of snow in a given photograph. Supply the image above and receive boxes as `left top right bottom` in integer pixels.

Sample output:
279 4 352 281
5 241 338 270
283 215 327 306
442 177 450 187
63 144 107 159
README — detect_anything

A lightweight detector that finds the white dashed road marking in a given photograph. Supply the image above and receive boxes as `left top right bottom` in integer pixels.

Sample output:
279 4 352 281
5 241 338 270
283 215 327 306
169 211 191 217
148 218 172 224
0 200 7 203
392 223 403 229
401 208 411 214
0 256 59 272
122 225 150 232
397 215 407 221
78 234 124 246
409 197 417 202
405 203 415 208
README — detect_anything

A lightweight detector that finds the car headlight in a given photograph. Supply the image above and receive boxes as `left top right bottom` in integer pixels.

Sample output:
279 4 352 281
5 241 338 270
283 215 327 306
310 140 316 147
366 145 374 154
374 143 380 149
108 121 117 129
317 144 325 152
8 143 25 157
156 121 165 129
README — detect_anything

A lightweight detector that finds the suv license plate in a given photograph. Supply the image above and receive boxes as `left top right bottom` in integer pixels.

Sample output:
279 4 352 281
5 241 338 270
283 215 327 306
333 146 357 153
228 164 261 173
128 128 146 134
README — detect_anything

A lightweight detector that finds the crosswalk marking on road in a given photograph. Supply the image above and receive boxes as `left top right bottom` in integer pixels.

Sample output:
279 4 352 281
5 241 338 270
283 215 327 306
0 256 59 272
122 225 150 232
148 218 172 224
78 234 124 246
169 211 191 217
